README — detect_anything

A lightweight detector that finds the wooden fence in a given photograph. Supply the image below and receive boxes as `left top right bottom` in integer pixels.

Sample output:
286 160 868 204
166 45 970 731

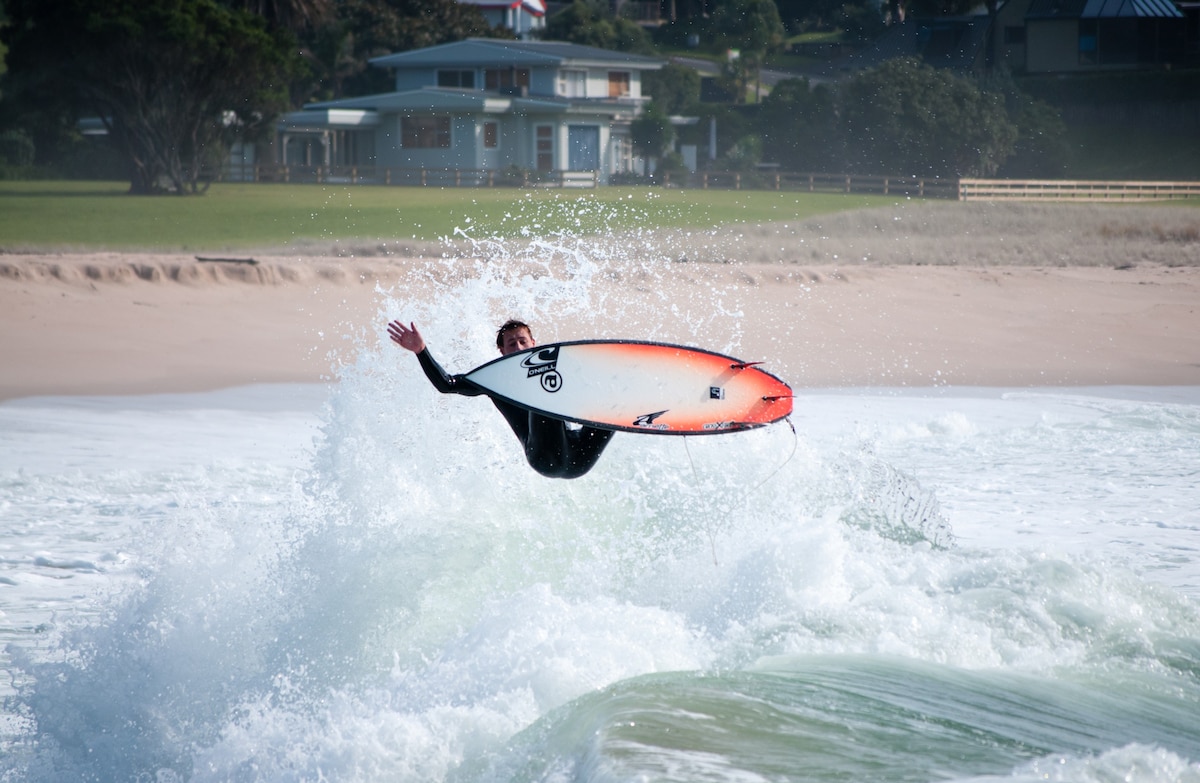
218 163 598 188
959 178 1200 202
215 164 1199 203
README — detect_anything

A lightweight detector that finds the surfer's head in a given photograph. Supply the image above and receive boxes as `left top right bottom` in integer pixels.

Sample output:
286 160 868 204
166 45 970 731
496 320 535 355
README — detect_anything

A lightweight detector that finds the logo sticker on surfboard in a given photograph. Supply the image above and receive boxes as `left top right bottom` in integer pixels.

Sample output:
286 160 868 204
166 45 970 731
633 410 670 429
521 346 562 392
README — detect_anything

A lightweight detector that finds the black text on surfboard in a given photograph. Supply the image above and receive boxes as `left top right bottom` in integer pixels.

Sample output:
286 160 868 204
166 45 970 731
521 347 562 393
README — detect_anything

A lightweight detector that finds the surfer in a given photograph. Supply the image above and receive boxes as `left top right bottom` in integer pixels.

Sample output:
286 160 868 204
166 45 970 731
387 319 615 479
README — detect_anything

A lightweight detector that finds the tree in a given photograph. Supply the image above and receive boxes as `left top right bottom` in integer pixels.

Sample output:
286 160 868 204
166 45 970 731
642 63 702 115
837 57 1017 177
2 0 299 193
235 0 335 32
757 76 838 171
631 102 675 173
330 0 510 97
541 0 655 54
708 0 785 102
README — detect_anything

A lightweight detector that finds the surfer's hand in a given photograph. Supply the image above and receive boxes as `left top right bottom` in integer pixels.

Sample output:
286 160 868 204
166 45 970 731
387 320 425 353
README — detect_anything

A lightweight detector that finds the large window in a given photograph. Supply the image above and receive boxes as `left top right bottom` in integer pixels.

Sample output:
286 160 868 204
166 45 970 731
401 116 451 148
607 71 631 98
437 69 475 88
558 69 587 97
486 68 530 90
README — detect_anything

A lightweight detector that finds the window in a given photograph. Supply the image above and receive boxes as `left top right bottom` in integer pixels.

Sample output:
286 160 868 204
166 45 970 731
401 116 450 148
484 122 498 149
607 71 631 98
558 69 587 97
437 70 475 88
536 125 553 171
485 68 530 90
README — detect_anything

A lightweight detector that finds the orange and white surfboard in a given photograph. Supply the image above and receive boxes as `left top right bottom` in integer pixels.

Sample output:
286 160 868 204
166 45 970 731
464 341 793 435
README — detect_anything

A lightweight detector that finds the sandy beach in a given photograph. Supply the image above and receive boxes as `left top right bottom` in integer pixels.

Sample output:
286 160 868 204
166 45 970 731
2 202 1199 399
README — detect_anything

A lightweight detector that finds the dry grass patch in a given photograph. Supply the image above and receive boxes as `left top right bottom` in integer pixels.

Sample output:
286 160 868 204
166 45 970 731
632 202 1200 268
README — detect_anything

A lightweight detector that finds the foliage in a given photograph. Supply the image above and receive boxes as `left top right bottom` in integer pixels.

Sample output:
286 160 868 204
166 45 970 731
631 103 675 160
982 71 1068 179
2 0 299 194
709 0 786 103
710 0 787 54
317 0 509 99
837 57 1017 177
714 134 764 175
757 77 839 171
541 0 655 54
0 128 34 166
642 63 702 115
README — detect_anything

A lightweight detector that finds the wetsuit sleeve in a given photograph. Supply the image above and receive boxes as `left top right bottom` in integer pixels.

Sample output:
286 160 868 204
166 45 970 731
416 348 486 397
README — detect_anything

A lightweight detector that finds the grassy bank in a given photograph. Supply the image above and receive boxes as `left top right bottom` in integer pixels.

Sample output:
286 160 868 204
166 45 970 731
0 181 902 252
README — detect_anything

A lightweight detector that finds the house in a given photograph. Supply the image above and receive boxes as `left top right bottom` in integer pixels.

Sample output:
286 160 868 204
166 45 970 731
458 0 546 38
823 0 1189 76
1009 0 1187 71
274 39 663 185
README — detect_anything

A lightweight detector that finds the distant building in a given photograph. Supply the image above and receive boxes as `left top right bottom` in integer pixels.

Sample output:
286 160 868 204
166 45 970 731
272 39 663 184
459 0 546 38
825 0 1190 75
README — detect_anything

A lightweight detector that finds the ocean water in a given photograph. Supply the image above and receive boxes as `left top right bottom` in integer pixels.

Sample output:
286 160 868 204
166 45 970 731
1 209 1199 782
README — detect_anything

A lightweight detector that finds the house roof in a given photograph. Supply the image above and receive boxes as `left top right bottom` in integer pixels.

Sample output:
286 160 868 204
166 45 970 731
1026 0 1183 18
369 38 663 71
302 87 571 114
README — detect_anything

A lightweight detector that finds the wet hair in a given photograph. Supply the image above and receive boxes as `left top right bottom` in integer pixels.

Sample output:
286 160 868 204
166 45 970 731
496 319 532 350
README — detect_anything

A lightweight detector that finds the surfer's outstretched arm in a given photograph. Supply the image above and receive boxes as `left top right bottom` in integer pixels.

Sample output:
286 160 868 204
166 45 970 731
387 319 484 397
387 317 610 478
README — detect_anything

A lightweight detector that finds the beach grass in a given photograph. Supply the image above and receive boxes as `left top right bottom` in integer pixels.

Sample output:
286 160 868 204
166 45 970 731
0 180 903 252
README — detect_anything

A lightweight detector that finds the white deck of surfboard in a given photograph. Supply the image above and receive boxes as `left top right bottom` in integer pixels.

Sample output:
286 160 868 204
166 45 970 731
464 340 793 435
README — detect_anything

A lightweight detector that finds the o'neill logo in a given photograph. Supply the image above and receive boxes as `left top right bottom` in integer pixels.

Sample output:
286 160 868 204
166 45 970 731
521 346 562 393
633 410 670 430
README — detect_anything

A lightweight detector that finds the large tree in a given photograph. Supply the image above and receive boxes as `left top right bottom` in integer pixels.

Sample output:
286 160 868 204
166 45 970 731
329 0 510 98
757 76 838 171
838 57 1017 177
2 0 299 193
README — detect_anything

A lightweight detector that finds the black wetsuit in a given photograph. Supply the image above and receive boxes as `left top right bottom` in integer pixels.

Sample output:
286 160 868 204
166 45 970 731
417 348 614 479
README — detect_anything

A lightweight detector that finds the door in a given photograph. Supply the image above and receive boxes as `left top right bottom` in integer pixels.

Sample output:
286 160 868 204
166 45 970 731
567 125 600 171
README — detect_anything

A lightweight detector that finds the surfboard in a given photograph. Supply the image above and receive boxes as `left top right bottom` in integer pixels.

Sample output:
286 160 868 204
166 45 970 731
463 340 793 435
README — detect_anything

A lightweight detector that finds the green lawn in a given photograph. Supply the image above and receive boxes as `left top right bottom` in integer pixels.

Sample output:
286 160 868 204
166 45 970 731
0 181 904 251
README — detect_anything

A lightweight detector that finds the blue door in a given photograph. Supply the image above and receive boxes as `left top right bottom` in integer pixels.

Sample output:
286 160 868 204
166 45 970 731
567 126 600 171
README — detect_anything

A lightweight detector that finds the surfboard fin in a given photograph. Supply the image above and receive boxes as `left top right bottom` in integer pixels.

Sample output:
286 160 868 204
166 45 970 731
762 394 795 402
731 361 764 370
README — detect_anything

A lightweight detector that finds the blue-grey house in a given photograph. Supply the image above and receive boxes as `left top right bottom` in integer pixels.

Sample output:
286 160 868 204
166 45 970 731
274 39 664 185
